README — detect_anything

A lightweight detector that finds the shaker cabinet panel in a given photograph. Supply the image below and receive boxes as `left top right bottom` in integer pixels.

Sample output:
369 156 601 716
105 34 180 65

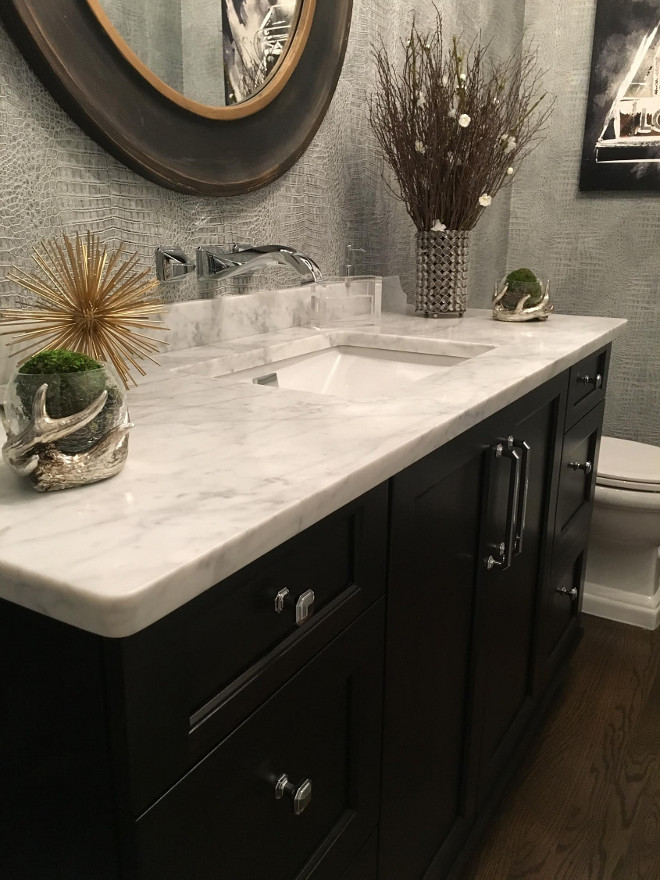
380 438 486 880
534 529 588 693
474 390 562 807
566 346 609 429
556 403 603 535
124 602 385 880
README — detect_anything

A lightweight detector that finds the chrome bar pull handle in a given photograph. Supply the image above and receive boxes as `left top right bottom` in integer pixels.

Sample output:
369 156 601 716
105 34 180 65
275 773 313 815
568 460 593 475
484 438 521 573
511 439 531 556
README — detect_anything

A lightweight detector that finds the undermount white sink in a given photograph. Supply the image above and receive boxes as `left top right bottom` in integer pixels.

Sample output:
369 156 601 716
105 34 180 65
214 338 493 399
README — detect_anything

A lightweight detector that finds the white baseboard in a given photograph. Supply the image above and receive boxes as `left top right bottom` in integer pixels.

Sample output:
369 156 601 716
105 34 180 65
582 579 660 630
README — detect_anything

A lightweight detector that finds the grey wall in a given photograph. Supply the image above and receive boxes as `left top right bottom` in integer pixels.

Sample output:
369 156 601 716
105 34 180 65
508 0 659 445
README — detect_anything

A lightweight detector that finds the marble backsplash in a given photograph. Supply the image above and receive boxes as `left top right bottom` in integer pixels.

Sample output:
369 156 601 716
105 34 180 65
164 284 313 352
0 277 408 383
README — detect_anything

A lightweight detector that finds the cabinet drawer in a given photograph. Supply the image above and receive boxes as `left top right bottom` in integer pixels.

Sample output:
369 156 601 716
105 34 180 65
556 403 603 535
535 528 588 693
123 603 385 880
566 347 610 429
106 484 388 815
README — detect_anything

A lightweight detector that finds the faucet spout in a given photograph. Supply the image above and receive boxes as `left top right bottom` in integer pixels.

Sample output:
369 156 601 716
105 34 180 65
196 245 323 285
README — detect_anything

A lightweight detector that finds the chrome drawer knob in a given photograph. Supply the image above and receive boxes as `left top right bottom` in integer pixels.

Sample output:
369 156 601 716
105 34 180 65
568 460 593 475
275 773 312 815
577 373 603 389
485 542 506 570
556 585 578 600
274 587 316 625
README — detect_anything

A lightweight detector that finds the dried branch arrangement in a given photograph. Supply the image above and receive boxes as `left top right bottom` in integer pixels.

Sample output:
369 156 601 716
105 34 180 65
0 232 166 388
369 10 553 232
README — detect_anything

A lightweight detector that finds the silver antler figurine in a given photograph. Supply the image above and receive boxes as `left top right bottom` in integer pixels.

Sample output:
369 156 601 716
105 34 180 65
1 383 132 492
492 278 553 322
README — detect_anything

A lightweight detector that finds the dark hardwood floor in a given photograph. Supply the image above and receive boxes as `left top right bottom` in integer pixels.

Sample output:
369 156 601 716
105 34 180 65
463 614 660 880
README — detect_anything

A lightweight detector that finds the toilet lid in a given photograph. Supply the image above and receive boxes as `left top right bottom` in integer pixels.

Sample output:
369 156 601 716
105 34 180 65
597 437 660 492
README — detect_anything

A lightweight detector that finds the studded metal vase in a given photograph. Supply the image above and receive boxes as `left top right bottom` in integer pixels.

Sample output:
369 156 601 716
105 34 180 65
415 230 469 317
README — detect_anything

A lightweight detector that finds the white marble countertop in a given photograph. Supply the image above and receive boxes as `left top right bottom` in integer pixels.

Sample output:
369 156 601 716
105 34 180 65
0 308 626 637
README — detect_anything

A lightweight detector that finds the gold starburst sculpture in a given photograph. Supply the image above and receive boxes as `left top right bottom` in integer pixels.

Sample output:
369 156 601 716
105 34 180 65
0 232 166 388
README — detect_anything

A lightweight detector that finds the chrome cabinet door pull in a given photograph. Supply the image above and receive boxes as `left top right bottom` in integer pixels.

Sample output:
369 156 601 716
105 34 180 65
485 438 521 572
274 587 316 625
511 439 531 556
275 773 313 815
556 585 578 601
295 589 315 625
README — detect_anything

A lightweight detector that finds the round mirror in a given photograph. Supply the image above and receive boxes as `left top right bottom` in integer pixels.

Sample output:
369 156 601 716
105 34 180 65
89 0 307 113
0 0 352 193
88 0 312 118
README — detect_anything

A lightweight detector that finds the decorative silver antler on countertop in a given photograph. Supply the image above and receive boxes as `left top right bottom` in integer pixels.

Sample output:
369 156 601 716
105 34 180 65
492 280 554 322
1 383 132 491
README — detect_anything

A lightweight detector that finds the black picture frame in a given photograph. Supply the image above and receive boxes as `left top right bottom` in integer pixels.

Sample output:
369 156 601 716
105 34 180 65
0 0 353 196
580 0 660 192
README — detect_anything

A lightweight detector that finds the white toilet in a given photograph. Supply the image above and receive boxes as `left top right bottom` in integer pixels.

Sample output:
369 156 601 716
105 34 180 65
583 436 660 630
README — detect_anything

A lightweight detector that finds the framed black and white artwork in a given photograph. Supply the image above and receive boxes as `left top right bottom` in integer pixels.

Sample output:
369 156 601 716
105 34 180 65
580 0 660 191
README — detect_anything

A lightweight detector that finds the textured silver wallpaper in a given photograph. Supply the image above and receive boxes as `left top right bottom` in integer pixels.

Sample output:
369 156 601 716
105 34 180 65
0 0 520 304
3 0 654 447
509 0 659 445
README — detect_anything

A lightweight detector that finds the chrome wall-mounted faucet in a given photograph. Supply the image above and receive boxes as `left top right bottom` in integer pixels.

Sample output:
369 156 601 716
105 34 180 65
155 247 195 282
196 244 323 284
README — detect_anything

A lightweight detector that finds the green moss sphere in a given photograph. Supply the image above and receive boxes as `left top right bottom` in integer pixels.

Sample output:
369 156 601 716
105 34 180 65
501 268 543 310
15 349 112 455
19 349 102 375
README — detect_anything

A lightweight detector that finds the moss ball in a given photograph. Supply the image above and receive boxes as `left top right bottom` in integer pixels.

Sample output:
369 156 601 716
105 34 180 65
501 268 543 310
15 350 112 455
19 349 102 375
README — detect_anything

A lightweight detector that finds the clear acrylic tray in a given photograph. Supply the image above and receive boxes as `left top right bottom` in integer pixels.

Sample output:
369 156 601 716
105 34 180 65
310 276 382 329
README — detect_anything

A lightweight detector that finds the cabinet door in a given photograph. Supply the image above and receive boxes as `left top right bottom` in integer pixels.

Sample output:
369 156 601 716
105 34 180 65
124 603 384 880
473 390 563 808
380 435 487 880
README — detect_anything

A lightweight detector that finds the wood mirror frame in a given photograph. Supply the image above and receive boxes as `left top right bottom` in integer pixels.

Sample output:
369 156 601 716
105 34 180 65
0 0 353 195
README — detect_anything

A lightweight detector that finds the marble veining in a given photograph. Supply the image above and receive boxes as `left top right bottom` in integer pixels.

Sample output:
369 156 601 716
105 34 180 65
0 309 626 637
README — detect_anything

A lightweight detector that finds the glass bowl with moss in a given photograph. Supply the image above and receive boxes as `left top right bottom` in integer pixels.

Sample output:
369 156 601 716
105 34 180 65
3 349 128 456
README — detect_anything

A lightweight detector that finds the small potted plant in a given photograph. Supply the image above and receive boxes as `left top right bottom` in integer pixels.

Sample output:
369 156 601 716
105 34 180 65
369 7 553 317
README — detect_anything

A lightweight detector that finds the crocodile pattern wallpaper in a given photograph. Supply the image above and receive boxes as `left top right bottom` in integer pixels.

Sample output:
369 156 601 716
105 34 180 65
508 0 659 444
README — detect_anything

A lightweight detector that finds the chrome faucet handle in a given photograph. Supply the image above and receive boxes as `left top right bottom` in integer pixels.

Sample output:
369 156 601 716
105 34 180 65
155 247 195 282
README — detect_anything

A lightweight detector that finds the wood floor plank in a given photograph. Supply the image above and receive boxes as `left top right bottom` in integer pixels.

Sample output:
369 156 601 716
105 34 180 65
612 667 660 880
463 616 660 880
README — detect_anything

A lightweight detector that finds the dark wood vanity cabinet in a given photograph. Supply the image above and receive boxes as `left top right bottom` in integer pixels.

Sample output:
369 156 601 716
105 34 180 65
380 373 568 880
0 348 610 880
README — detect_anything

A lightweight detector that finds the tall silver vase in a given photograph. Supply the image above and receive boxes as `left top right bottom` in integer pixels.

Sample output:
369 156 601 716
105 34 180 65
415 230 469 317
